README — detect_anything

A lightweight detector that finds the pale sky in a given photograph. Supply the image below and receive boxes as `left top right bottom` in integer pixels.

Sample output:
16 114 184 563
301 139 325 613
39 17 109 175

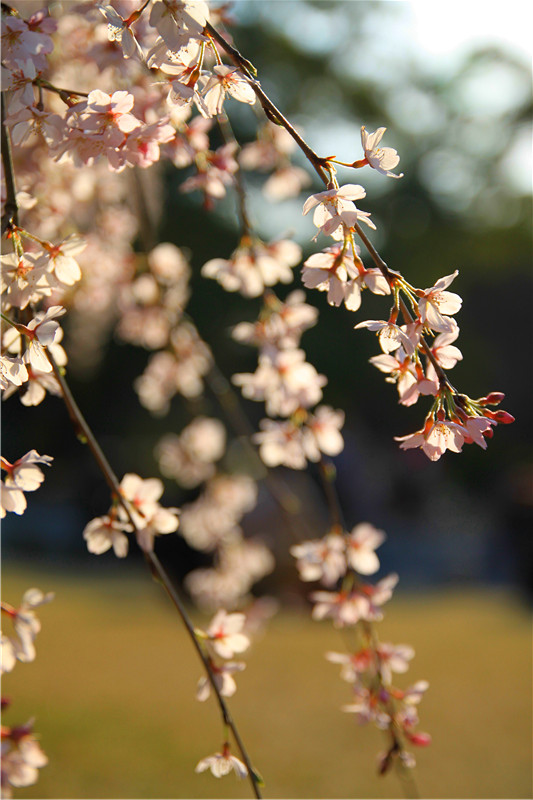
405 0 533 64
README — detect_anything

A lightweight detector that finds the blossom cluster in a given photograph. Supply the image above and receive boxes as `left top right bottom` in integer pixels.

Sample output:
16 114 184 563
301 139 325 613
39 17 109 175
83 472 179 557
291 524 430 773
300 127 513 460
1 588 53 796
192 610 251 780
232 290 345 470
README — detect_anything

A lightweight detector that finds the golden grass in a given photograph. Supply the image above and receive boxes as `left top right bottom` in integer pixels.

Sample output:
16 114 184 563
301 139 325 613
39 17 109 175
1 563 531 799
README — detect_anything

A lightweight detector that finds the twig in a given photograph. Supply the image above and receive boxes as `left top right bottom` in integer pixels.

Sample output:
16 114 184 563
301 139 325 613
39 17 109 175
1 93 19 235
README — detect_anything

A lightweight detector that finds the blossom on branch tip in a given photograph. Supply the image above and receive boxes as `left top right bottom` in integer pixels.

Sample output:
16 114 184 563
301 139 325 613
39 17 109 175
359 126 403 179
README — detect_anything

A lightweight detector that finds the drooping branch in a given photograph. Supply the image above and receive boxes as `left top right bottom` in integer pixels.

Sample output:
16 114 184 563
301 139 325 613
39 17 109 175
45 350 263 799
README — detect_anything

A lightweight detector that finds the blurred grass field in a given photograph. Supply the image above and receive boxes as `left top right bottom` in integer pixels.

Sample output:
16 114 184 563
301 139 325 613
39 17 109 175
1 562 531 799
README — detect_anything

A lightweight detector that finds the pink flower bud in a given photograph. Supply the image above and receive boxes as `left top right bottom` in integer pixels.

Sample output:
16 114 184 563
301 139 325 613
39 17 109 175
485 410 515 424
406 731 432 747
480 392 505 406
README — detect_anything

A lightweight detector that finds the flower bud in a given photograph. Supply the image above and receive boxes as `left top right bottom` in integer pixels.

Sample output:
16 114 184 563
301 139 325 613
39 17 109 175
406 731 432 747
484 410 515 424
480 392 505 406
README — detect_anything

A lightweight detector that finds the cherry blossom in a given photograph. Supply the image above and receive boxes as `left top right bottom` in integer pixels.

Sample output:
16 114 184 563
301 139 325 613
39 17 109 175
196 660 246 701
150 0 209 52
303 184 376 239
97 4 144 60
1 588 54 671
0 354 28 391
16 305 66 373
204 610 250 659
155 417 226 488
417 271 462 333
1 451 53 518
83 515 131 558
195 746 248 779
395 418 467 461
359 126 404 179
345 523 386 575
305 406 345 459
1 721 49 796
354 319 416 356
1 450 53 492
233 349 327 417
232 290 318 354
202 237 301 297
428 323 463 370
201 65 256 117
290 534 346 585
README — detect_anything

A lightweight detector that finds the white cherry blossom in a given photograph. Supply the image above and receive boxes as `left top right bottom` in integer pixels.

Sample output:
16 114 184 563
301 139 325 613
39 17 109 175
360 126 403 179
303 184 375 240
205 610 250 659
196 661 245 701
417 271 462 333
290 534 346 585
195 747 247 779
354 319 415 356
201 65 256 117
345 523 386 575
83 515 131 558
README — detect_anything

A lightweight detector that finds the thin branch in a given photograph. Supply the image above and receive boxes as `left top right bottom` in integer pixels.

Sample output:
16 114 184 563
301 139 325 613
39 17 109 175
1 93 19 235
45 350 262 798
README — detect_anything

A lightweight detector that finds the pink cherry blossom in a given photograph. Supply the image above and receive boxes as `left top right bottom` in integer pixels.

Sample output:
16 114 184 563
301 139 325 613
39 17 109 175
201 65 256 117
395 419 467 461
359 126 403 179
417 271 462 333
97 4 144 60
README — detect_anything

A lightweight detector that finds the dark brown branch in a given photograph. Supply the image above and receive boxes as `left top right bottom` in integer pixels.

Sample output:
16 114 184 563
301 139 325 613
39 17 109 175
1 93 19 235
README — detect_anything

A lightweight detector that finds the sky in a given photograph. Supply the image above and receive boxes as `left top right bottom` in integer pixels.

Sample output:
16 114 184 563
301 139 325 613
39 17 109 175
405 0 533 65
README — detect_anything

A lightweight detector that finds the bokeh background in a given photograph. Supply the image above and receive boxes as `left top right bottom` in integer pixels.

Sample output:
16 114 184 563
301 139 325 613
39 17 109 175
2 1 532 798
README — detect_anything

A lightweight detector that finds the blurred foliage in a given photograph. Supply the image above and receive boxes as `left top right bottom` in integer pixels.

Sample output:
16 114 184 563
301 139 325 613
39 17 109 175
2 1 532 593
